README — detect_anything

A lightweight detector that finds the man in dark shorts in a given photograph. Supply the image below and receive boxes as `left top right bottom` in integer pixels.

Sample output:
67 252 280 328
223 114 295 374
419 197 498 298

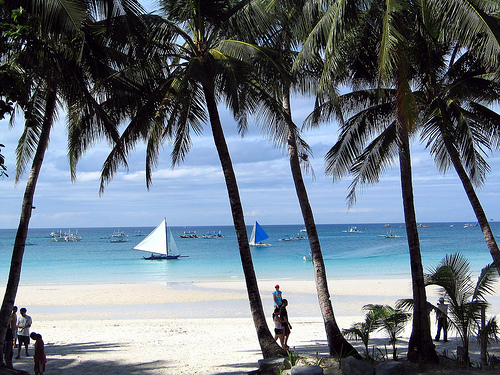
16 307 32 359
280 299 292 349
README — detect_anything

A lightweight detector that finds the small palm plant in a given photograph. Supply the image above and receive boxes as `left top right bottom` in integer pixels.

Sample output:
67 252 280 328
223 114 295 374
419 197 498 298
342 306 381 360
364 304 411 360
425 253 499 366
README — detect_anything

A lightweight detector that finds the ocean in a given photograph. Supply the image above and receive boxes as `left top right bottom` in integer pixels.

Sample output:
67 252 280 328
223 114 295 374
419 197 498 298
0 222 497 286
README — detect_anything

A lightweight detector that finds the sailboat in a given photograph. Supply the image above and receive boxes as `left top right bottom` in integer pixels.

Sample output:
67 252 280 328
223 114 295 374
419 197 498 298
249 221 271 247
134 218 185 260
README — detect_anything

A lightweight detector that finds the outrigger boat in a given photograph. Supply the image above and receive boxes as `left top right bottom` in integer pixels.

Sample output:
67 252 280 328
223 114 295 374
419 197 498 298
134 218 187 260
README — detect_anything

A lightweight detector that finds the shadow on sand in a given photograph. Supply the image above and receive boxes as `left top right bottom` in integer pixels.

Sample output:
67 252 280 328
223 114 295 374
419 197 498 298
10 341 262 375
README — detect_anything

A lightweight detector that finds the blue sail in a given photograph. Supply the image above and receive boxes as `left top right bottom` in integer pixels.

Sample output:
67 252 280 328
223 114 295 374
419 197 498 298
254 221 269 243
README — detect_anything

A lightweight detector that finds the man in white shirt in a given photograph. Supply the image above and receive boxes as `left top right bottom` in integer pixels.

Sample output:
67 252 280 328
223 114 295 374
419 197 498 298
434 297 448 342
15 307 32 359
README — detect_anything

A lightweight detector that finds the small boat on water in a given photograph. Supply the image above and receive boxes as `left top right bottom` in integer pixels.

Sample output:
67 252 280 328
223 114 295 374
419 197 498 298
135 218 187 260
343 226 361 233
278 233 306 241
378 230 400 238
51 229 83 242
202 231 224 239
249 221 271 247
109 231 128 243
179 231 199 238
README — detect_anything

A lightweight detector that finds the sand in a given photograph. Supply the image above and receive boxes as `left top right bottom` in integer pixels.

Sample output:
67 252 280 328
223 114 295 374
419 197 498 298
4 279 500 374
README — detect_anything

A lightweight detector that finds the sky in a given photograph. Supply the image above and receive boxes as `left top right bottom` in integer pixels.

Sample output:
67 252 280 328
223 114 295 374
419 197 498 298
2 93 500 230
1 1 500 229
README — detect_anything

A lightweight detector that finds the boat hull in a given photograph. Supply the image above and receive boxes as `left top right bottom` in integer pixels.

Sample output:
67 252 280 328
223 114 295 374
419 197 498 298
143 254 180 260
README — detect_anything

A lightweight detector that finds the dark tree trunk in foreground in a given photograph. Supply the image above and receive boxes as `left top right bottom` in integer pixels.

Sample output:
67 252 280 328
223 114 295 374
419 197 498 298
282 92 360 358
203 84 285 358
0 89 57 360
398 122 438 364
440 127 500 265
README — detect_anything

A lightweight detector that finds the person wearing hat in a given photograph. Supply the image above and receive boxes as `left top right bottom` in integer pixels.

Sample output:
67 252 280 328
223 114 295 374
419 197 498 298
273 284 282 308
434 297 448 342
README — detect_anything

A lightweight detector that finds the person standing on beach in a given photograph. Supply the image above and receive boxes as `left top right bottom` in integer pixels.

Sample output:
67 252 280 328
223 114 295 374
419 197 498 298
273 285 282 308
280 299 292 349
434 297 448 342
30 332 46 375
272 307 285 349
10 306 18 348
16 307 32 359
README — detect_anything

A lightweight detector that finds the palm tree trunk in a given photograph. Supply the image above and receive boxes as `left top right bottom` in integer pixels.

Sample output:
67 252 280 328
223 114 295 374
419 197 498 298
440 125 500 264
202 84 285 358
398 122 438 363
282 91 360 358
0 89 57 360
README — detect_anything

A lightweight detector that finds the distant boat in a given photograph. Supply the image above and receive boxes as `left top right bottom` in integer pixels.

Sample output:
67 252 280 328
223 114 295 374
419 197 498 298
135 218 186 260
384 224 390 227
179 231 199 238
249 221 271 247
303 251 312 261
51 229 82 242
202 231 224 239
343 226 361 233
278 233 306 241
25 239 36 246
109 231 128 243
133 231 145 237
378 230 400 238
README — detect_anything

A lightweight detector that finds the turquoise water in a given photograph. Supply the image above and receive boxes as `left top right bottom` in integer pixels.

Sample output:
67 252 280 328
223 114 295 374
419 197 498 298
0 222 497 285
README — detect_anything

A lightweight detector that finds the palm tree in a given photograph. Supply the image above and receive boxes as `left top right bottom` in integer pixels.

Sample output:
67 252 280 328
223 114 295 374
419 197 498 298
0 0 144 358
69 0 285 358
342 306 381 359
240 0 359 357
300 0 500 362
298 0 437 362
419 50 500 266
425 253 499 366
364 304 410 360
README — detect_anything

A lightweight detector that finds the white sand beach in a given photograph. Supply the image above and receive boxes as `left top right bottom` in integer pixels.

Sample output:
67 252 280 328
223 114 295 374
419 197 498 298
5 279 500 374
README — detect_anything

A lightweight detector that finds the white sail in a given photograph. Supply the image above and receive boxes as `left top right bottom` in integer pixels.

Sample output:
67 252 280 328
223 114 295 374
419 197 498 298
134 219 168 255
168 229 178 255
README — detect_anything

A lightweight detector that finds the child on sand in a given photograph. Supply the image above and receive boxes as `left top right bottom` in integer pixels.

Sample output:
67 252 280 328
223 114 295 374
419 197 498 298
30 332 46 375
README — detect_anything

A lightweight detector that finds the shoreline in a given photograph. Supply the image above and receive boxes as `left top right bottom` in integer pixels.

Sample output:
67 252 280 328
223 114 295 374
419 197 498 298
5 279 500 374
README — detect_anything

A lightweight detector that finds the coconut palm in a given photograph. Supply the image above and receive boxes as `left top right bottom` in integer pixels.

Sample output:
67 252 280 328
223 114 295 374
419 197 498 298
237 0 359 357
299 0 437 362
419 50 500 266
300 0 500 362
0 0 144 357
69 0 286 358
425 253 499 366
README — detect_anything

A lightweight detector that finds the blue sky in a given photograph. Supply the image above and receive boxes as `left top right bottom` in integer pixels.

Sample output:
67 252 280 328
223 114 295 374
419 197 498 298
2 92 500 229
1 0 500 229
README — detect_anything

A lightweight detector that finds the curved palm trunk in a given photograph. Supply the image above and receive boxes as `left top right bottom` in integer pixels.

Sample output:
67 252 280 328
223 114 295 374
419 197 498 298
202 85 285 358
440 127 500 264
398 122 438 363
282 92 360 358
0 89 57 359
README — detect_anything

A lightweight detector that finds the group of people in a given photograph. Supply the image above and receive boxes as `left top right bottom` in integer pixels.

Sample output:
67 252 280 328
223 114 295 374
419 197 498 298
272 284 292 350
4 306 46 374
